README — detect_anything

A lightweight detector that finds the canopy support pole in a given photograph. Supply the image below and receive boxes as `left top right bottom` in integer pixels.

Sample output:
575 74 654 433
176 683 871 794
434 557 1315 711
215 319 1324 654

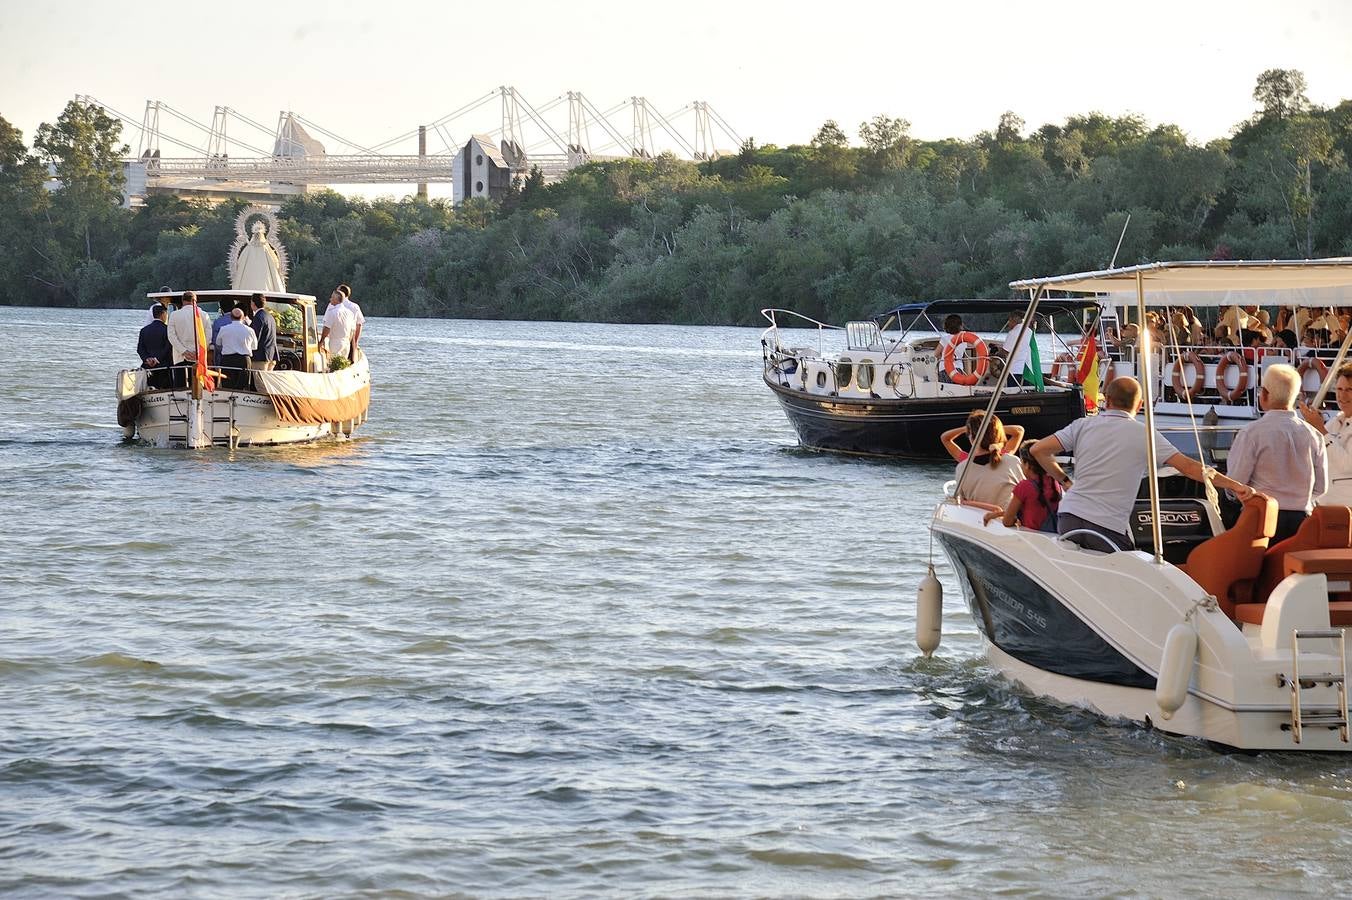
1137 270 1165 565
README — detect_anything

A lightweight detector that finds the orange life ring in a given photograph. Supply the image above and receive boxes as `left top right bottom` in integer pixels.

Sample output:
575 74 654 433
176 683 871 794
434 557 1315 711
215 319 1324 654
1170 352 1205 401
1215 351 1250 403
1299 355 1329 395
942 331 989 386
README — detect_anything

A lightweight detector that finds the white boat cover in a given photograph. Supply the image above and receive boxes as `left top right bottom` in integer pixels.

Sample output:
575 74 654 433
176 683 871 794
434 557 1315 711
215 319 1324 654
1012 259 1352 306
250 356 370 424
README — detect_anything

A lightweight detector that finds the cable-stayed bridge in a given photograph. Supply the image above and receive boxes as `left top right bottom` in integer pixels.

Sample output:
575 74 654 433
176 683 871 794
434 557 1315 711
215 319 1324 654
76 88 742 204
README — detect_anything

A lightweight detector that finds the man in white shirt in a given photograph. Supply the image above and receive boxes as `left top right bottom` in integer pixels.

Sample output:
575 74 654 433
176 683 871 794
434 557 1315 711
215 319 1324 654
1228 364 1327 542
1300 362 1352 507
1032 376 1257 551
216 307 259 389
319 290 356 363
166 292 213 387
999 312 1033 387
338 284 365 359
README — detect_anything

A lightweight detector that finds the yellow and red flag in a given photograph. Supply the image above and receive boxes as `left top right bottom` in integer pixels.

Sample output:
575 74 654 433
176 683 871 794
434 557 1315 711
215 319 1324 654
191 302 216 391
1076 333 1101 412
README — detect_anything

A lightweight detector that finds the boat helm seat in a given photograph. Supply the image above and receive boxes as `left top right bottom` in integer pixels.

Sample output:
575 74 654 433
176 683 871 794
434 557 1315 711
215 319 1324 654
1232 506 1352 625
1256 505 1352 600
1180 495 1277 618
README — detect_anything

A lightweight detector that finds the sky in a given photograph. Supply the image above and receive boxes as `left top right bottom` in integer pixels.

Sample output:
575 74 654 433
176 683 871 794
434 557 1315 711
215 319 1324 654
2 0 1349 199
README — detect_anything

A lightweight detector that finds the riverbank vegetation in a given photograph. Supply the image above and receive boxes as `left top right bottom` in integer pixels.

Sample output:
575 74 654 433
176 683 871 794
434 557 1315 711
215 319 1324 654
1 70 1348 325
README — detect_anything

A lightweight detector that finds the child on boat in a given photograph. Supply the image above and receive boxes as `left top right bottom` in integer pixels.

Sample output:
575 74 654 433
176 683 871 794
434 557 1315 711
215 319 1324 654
982 442 1063 531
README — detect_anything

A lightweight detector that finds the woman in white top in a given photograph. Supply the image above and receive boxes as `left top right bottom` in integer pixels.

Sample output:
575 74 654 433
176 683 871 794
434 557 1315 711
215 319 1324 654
954 412 1024 508
1300 362 1352 506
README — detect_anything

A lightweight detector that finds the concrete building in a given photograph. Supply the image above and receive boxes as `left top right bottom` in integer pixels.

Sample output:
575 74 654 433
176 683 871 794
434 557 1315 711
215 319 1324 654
452 135 515 204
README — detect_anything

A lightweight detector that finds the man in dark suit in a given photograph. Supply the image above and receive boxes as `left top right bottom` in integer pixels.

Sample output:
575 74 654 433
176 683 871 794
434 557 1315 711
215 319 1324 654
249 293 279 372
137 303 174 389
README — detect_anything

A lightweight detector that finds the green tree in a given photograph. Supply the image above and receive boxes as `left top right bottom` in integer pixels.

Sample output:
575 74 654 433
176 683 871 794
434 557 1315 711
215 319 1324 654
858 114 912 177
1237 114 1338 256
0 116 51 302
1253 68 1310 121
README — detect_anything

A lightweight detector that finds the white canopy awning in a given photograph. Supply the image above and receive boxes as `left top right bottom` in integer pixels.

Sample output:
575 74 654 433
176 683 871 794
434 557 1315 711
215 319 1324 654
1010 259 1352 307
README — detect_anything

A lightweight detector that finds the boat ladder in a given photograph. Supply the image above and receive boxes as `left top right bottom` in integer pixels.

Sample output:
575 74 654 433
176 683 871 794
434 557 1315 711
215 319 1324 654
208 394 238 448
1283 628 1350 744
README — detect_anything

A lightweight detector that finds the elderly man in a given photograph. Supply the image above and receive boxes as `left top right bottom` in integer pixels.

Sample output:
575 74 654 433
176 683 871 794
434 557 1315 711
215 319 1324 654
216 307 258 389
1031 376 1258 552
1300 363 1352 506
1227 364 1326 541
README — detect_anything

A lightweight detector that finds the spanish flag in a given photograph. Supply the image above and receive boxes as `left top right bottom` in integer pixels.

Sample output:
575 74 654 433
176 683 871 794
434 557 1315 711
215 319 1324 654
192 303 216 391
1077 334 1100 412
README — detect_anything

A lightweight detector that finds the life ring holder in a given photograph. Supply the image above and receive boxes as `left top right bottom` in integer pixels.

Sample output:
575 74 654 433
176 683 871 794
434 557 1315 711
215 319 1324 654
1170 351 1205 402
942 331 989 387
1299 355 1329 399
1215 351 1250 404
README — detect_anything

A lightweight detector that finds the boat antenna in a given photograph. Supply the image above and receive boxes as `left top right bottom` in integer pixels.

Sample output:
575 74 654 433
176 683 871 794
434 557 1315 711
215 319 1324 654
1108 213 1131 269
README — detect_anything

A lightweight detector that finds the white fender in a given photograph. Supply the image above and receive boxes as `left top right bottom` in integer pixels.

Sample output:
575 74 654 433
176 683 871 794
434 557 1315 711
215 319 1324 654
917 565 943 658
1156 623 1197 719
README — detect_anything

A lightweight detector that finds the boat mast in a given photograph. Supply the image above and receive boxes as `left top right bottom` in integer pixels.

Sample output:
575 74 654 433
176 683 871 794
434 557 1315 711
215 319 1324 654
1136 269 1164 564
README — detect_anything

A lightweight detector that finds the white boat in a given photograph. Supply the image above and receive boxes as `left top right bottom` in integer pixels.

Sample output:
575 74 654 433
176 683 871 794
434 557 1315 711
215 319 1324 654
923 259 1352 752
115 206 371 449
116 290 371 448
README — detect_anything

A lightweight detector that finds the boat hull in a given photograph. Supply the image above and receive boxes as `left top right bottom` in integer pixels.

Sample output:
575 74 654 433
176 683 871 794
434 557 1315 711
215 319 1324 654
931 504 1352 751
765 376 1086 459
934 529 1156 689
116 356 371 449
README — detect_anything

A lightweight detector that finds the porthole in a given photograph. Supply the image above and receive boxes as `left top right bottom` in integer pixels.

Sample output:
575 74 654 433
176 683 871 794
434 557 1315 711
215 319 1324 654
816 371 827 388
884 368 898 387
835 359 853 388
476 154 484 166
857 362 874 390
475 181 484 193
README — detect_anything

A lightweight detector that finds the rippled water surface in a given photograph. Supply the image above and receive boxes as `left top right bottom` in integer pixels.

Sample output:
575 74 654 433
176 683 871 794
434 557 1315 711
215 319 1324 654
3 307 1352 898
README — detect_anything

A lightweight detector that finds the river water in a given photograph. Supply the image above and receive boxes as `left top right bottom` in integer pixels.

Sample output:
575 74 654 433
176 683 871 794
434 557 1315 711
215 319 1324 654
2 307 1350 898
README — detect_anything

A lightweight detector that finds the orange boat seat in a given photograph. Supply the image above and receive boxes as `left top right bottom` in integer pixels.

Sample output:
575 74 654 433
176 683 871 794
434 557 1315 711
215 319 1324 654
1180 495 1277 618
1257 506 1352 600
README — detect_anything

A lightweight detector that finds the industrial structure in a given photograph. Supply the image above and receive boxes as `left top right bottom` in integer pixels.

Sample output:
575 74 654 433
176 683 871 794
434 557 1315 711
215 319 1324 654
76 88 742 207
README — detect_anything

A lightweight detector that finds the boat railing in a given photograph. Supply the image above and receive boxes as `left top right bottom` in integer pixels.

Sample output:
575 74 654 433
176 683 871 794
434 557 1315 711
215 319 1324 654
760 308 843 358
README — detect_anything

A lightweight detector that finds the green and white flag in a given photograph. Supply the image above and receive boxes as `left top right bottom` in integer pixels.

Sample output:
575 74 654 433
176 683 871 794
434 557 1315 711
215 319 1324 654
1023 334 1044 390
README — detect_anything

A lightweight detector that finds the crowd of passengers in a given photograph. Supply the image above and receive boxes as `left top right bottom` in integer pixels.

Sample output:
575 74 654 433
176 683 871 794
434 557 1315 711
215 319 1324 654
1109 304 1352 357
947 363 1352 554
134 285 364 390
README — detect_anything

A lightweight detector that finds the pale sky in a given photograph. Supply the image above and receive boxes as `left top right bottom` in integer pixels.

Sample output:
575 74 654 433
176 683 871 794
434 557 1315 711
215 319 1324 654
2 0 1349 199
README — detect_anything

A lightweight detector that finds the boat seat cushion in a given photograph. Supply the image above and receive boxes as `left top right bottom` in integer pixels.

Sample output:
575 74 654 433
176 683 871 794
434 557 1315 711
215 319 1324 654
1258 506 1352 600
1183 495 1277 618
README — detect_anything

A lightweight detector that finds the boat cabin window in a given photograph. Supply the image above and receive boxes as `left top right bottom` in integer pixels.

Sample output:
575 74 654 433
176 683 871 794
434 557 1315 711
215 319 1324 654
857 362 874 391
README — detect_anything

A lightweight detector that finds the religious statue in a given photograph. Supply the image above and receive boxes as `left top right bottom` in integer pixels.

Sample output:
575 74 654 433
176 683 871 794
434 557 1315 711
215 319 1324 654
228 206 289 293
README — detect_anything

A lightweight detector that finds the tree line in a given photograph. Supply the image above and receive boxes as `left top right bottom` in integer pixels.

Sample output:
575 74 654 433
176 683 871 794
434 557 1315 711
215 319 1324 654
1 69 1348 326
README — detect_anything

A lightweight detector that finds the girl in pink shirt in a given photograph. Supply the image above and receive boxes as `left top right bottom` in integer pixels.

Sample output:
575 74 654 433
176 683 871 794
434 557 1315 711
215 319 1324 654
984 444 1063 531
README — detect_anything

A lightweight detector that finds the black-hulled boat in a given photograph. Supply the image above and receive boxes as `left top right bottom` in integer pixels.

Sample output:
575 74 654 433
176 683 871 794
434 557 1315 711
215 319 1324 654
760 299 1098 459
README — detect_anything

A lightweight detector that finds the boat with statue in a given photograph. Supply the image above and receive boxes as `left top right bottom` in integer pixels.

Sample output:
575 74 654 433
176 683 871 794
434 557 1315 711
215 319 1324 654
115 206 371 448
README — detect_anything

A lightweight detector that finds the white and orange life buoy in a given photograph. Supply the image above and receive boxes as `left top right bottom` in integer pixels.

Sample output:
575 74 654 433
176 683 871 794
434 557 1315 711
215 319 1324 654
1171 351 1205 401
942 331 990 386
1215 350 1250 403
1299 355 1329 396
